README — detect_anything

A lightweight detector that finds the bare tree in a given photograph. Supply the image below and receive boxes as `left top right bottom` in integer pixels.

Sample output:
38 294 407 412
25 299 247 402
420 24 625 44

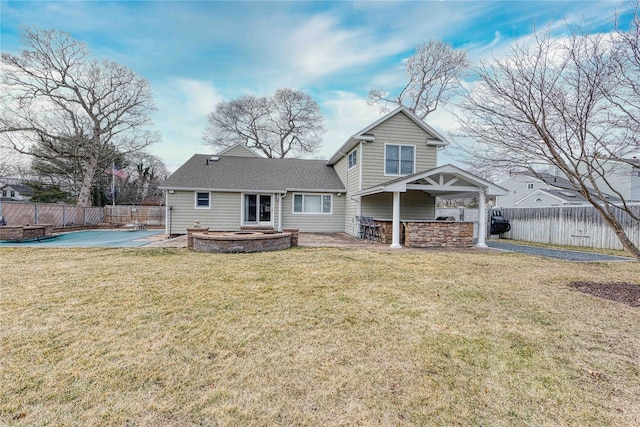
203 88 325 158
123 151 168 204
456 28 640 260
0 27 159 206
368 39 471 119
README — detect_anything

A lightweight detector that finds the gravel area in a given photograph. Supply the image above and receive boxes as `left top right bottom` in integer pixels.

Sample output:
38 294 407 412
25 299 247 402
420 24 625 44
486 240 634 262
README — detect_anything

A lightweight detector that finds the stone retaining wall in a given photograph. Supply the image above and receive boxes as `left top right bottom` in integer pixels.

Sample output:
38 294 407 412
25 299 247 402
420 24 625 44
405 221 474 247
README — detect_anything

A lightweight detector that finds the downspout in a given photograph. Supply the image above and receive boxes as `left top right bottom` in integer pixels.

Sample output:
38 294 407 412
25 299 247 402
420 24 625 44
278 192 285 232
165 190 173 237
358 141 363 192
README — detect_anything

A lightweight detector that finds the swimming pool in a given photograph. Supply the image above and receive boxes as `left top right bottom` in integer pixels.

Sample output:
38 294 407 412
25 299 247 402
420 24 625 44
0 229 165 248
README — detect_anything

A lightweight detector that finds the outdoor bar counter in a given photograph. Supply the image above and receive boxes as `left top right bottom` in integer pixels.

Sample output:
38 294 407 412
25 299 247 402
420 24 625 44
374 219 474 248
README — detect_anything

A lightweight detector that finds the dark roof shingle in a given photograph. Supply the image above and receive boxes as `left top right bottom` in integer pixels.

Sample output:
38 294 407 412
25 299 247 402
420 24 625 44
161 155 345 192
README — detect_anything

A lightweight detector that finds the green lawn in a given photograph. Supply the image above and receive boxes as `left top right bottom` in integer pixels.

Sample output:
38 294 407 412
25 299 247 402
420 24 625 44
1 247 639 426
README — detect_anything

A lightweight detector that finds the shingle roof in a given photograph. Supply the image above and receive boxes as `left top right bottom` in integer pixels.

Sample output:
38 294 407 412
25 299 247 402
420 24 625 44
528 172 621 202
160 154 345 192
0 183 34 195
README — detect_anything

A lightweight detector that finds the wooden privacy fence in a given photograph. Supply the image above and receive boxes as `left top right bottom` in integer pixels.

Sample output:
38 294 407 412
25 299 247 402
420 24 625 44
501 205 640 250
104 205 165 226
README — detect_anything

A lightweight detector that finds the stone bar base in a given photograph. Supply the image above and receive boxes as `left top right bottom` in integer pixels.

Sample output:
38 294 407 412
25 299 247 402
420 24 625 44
404 221 474 248
375 221 405 245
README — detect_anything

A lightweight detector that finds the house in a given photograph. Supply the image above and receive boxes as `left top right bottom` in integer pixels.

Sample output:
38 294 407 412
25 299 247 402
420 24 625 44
161 106 507 248
580 157 640 202
0 183 34 202
496 172 621 208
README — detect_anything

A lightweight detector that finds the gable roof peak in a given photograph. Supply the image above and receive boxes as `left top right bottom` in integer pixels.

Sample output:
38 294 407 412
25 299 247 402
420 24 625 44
215 143 262 158
326 106 449 165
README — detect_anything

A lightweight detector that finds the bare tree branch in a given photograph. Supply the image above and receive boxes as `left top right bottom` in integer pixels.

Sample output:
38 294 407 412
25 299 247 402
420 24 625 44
203 88 325 158
368 39 471 119
0 27 159 206
455 25 640 260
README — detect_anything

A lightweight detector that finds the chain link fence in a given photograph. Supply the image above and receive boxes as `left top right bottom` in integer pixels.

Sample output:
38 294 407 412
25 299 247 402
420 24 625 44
0 201 104 227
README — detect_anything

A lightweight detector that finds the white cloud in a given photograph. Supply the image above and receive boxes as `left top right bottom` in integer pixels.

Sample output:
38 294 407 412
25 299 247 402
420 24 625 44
319 91 382 159
274 12 406 85
151 78 223 172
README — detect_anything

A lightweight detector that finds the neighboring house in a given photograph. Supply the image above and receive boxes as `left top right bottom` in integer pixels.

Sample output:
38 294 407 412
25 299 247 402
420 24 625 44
496 173 620 208
161 107 507 247
0 183 34 201
580 157 640 202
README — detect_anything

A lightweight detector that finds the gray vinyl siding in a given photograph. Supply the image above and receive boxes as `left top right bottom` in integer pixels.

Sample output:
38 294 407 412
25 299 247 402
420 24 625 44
517 193 567 207
334 148 362 235
280 192 345 232
361 112 438 189
166 191 242 233
361 191 435 220
221 145 260 157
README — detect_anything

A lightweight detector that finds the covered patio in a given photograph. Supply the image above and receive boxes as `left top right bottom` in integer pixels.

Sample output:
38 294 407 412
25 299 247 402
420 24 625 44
353 164 508 248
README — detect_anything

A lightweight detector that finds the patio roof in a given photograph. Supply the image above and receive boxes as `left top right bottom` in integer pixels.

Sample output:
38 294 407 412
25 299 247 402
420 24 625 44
352 164 509 197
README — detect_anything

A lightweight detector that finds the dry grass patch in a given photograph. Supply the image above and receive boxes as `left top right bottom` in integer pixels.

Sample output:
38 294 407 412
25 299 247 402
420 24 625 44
1 247 639 425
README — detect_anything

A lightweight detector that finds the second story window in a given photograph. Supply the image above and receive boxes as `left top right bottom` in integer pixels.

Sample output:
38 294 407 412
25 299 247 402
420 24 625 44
527 183 534 190
348 149 357 169
385 144 414 175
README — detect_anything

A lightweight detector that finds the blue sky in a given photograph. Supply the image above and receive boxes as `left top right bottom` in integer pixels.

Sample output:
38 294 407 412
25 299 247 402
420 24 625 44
1 0 637 171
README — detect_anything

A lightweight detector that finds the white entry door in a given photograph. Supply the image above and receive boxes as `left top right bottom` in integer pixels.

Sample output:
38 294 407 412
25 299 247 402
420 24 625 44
243 194 272 226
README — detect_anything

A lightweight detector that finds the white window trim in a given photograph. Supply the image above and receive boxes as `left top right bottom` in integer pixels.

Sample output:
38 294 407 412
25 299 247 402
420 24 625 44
383 143 416 176
194 191 211 209
292 193 333 215
348 149 357 170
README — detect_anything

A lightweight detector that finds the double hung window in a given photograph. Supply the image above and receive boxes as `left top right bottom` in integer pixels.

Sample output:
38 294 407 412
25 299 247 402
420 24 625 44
348 149 357 169
195 192 210 208
385 144 414 175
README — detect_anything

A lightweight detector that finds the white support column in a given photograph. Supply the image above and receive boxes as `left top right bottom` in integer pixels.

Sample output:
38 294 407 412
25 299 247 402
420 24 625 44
477 188 487 247
391 191 402 248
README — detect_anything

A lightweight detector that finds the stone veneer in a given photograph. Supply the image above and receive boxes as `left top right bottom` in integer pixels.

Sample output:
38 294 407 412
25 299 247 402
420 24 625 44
282 228 299 247
404 221 474 248
192 231 292 253
375 221 405 245
186 227 209 249
187 227 299 252
0 224 54 241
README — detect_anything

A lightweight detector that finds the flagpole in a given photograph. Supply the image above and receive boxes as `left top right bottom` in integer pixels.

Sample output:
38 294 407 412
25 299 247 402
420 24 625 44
111 162 116 206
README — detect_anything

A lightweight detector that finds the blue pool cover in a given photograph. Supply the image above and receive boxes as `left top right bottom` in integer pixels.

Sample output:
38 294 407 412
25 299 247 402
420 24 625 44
0 230 164 248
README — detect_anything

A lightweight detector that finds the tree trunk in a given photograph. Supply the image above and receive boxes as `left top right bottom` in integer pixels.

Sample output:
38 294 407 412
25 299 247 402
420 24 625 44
76 150 99 207
603 215 640 261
